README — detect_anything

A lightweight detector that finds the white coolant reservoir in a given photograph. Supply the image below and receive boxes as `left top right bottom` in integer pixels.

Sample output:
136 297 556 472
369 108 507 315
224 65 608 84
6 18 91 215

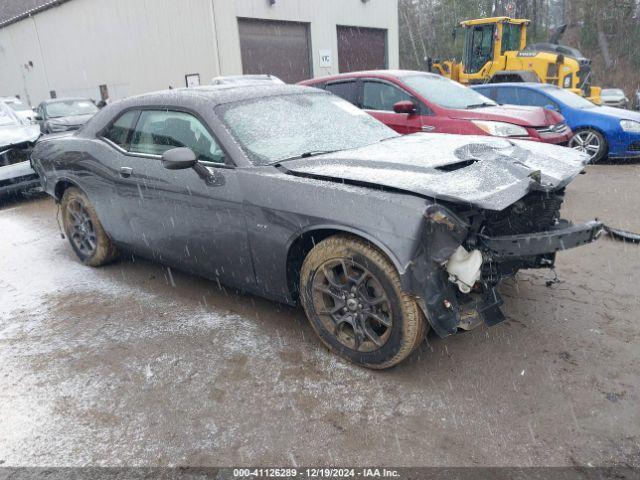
446 246 483 293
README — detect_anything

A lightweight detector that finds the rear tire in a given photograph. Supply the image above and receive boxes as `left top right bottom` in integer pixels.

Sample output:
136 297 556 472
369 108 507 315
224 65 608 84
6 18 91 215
300 235 427 369
569 128 607 163
61 187 118 266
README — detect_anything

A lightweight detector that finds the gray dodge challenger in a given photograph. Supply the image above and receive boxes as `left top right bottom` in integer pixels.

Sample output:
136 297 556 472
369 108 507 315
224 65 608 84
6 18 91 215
31 83 602 369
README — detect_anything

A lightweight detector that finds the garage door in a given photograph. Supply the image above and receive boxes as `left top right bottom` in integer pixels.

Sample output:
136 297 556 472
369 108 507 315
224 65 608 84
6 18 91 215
238 18 312 84
337 26 387 73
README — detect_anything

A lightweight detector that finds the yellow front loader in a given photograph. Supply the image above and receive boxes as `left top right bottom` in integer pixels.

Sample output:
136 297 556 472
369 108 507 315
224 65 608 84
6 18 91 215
431 17 602 104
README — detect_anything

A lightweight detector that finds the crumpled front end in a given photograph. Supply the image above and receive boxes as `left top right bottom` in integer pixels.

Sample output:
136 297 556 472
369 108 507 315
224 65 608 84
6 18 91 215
0 128 41 197
404 192 603 338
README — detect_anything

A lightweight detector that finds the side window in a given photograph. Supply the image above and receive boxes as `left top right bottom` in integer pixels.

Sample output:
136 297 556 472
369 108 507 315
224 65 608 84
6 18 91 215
326 81 358 105
103 110 138 149
476 87 497 101
517 89 556 109
130 110 225 164
501 23 522 54
362 81 411 111
495 87 520 105
466 25 495 74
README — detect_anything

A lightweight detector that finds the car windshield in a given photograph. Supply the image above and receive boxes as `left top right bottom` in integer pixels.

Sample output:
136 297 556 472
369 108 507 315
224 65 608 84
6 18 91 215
0 103 20 127
218 92 398 165
45 99 98 118
544 87 597 109
402 74 497 109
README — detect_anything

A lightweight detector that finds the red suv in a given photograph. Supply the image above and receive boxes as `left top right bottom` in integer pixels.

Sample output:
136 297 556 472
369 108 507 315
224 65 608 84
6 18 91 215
300 70 572 144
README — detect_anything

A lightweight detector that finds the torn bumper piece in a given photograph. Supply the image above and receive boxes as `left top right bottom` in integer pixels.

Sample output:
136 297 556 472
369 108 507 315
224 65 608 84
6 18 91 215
479 220 604 259
407 209 603 339
603 224 640 244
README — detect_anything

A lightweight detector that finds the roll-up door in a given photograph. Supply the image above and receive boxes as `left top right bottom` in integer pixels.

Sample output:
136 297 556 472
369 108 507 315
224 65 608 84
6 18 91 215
238 18 312 83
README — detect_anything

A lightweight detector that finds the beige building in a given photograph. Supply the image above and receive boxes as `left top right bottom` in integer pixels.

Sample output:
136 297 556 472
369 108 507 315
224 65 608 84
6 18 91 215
0 0 399 106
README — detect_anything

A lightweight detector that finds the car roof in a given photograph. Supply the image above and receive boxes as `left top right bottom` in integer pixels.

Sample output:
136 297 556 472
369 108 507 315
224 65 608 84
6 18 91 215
116 83 317 109
302 70 440 84
42 97 94 104
473 82 554 89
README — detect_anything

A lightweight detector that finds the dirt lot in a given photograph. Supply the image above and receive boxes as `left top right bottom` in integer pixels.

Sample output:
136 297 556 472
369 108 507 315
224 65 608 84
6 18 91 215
0 164 639 467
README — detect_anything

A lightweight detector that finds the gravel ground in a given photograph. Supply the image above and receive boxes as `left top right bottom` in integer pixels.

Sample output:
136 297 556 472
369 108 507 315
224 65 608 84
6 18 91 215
0 164 638 467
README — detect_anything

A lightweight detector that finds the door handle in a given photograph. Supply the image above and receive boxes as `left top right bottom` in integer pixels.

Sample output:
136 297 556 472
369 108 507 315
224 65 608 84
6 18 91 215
421 125 436 132
193 163 225 187
120 167 133 178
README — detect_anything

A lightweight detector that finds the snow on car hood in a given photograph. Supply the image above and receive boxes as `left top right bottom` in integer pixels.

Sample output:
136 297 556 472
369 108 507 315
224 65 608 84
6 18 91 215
281 133 589 211
47 113 94 126
0 123 40 150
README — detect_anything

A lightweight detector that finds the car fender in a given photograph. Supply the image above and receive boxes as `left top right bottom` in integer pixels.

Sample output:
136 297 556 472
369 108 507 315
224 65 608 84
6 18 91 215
286 223 406 274
52 176 85 201
238 168 428 304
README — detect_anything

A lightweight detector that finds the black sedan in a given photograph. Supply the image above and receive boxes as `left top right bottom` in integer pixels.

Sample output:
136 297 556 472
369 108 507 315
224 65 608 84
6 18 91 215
35 97 99 134
31 84 602 368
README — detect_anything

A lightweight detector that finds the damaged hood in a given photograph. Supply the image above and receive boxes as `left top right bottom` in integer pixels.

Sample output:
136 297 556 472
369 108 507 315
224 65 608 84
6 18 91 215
282 133 589 211
447 105 563 127
0 123 40 150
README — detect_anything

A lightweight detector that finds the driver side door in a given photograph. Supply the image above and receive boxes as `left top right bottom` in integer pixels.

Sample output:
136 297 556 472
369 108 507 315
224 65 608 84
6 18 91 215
360 79 426 134
109 109 254 287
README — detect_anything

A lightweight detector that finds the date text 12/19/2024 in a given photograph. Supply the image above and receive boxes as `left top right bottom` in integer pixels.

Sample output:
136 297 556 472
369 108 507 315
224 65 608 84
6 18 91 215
232 468 400 478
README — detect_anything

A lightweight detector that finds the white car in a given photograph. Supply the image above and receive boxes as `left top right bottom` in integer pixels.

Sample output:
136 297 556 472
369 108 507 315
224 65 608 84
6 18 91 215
0 102 40 196
0 97 37 124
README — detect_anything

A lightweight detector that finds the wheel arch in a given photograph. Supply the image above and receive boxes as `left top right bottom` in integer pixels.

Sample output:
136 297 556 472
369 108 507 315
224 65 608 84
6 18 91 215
572 123 607 135
285 225 403 302
54 178 84 201
570 124 610 150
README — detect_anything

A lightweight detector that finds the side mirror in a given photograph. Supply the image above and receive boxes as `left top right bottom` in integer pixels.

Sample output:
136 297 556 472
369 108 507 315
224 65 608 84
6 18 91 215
393 100 417 114
162 147 197 170
34 115 43 121
544 104 559 112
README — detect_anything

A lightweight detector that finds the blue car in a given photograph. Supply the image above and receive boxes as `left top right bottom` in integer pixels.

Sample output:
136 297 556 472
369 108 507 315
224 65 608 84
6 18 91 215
472 83 640 162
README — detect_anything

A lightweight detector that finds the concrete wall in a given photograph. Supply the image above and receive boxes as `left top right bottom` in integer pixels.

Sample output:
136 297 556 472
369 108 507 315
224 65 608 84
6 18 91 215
0 0 398 106
0 0 221 105
214 0 399 78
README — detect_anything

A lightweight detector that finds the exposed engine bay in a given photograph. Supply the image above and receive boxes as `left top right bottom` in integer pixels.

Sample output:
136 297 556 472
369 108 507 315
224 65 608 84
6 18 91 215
414 192 603 338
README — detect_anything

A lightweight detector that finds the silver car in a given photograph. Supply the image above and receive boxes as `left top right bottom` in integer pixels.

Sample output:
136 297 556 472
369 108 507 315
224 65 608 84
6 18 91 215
601 88 629 109
0 97 37 124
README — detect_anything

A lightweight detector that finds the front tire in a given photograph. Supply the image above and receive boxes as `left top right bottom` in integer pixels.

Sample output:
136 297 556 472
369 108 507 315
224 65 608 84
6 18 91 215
300 235 427 369
569 128 607 163
61 187 118 266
